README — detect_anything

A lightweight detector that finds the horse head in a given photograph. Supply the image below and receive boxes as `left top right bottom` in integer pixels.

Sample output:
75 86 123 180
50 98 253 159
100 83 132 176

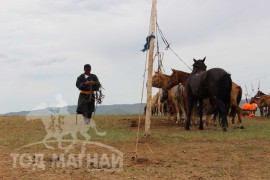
192 57 207 71
152 71 162 88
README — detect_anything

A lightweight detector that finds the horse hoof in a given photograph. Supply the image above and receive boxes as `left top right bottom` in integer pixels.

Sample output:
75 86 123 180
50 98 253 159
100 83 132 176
223 128 227 132
185 127 190 130
199 127 204 130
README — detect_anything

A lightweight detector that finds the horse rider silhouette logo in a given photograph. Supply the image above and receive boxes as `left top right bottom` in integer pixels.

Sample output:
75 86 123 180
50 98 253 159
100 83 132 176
22 94 106 152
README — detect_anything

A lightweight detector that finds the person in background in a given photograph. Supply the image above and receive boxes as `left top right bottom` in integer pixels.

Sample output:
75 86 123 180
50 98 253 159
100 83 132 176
76 64 100 124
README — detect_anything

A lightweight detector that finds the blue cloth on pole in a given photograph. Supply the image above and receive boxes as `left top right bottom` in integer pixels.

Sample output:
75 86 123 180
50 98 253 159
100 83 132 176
141 34 155 52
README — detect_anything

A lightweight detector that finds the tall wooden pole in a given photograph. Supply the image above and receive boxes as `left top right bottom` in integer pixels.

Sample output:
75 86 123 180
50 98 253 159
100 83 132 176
145 0 157 136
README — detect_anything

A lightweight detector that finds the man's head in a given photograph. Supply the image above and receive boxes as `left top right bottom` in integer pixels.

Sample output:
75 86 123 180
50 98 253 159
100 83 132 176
84 64 91 75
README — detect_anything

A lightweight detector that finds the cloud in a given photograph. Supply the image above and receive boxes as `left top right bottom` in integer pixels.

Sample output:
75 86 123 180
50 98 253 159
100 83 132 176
30 56 67 67
1 0 270 113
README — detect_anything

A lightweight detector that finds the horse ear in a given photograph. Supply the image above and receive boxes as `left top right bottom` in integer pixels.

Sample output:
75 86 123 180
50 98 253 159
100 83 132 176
202 57 206 62
193 58 196 63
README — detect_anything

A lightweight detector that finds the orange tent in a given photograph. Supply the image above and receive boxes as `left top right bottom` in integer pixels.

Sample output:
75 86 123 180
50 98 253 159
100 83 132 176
250 103 256 111
242 103 251 110
242 103 256 111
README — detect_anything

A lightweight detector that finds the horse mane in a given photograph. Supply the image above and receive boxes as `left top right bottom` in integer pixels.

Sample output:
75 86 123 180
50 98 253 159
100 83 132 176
171 68 190 86
171 69 190 76
154 71 171 78
254 90 266 97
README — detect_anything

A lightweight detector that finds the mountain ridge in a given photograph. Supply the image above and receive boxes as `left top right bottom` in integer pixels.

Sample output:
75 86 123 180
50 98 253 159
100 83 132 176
1 99 253 116
1 103 146 116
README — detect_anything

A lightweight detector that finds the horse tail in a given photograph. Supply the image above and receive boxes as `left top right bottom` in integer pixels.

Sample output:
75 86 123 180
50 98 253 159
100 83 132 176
229 86 242 117
236 86 242 104
218 73 232 115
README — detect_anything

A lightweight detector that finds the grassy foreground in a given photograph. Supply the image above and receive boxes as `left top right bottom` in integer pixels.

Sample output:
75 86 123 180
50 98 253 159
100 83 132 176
1 115 270 179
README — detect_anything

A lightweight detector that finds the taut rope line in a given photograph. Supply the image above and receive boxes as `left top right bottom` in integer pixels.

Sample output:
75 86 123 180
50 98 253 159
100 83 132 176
156 22 192 71
132 50 149 160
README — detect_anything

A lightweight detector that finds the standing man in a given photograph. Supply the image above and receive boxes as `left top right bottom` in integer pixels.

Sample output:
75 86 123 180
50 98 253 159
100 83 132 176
76 64 100 124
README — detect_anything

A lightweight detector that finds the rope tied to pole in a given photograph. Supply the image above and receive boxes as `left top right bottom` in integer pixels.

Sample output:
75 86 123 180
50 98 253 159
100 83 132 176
132 50 149 160
156 23 192 71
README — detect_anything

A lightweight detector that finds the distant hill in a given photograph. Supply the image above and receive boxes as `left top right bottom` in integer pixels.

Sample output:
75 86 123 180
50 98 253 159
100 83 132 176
1 99 260 117
1 103 146 116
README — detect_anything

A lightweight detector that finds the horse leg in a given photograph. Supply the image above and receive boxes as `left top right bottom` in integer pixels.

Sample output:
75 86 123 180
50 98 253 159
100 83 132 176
216 99 228 131
185 98 194 130
260 107 263 117
231 113 236 125
236 106 242 124
180 100 187 123
231 103 242 124
205 114 212 126
230 106 235 124
209 98 217 126
198 99 204 130
174 100 180 123
212 113 217 126
176 112 180 124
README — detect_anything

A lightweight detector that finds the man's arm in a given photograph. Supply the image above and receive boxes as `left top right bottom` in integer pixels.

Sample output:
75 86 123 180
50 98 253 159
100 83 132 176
76 75 90 90
76 75 83 89
91 74 100 91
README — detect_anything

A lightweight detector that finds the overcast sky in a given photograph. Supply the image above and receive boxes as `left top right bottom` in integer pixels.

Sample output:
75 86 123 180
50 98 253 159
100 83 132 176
1 0 270 113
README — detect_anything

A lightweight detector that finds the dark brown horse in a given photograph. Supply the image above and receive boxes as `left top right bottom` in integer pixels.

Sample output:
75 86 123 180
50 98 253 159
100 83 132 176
166 57 232 131
162 69 242 125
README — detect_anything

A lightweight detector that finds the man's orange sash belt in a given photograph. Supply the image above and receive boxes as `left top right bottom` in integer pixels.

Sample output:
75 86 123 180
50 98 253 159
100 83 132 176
80 90 93 95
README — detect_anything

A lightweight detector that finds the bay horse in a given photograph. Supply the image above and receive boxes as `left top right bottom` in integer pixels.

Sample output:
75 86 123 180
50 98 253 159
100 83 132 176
254 90 266 97
152 71 186 122
166 57 232 131
228 83 243 124
260 95 270 116
151 92 160 116
250 91 269 116
152 71 171 90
